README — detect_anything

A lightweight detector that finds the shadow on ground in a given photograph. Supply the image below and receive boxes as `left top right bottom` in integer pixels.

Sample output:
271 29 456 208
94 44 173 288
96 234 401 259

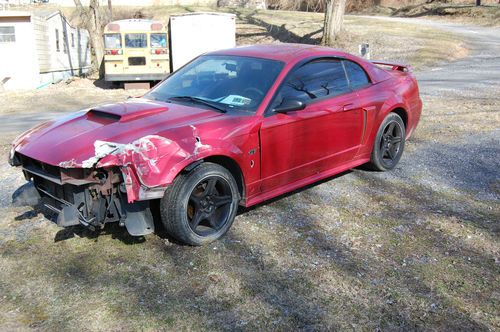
5 132 498 330
231 9 323 44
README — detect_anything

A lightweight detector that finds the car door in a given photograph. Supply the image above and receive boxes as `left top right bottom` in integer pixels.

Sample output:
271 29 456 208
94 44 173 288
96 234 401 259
259 58 365 193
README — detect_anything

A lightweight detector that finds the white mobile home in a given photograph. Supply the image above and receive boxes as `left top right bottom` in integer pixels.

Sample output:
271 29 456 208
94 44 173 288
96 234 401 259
0 10 91 90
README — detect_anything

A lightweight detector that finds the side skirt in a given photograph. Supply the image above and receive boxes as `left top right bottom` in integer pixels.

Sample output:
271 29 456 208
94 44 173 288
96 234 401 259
245 157 370 207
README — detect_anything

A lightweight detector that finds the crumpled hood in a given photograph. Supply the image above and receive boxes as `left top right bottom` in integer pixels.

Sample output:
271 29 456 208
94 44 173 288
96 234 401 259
12 98 224 167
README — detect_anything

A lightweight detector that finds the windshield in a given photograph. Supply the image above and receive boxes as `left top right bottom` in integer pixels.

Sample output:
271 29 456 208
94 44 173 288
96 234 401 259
145 55 284 113
125 33 147 48
104 33 121 49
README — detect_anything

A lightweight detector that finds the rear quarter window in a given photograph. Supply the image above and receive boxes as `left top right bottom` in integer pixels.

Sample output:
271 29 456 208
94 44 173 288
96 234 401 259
344 60 370 90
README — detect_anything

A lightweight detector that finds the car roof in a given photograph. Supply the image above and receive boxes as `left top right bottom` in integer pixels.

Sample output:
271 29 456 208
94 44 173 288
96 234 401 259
206 43 393 84
208 43 351 63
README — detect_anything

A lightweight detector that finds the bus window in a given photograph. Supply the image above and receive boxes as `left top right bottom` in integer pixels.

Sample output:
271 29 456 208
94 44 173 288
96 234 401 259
151 33 167 48
125 33 147 48
104 33 121 49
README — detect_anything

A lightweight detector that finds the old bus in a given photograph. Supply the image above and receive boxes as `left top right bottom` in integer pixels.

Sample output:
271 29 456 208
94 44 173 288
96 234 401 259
103 19 169 83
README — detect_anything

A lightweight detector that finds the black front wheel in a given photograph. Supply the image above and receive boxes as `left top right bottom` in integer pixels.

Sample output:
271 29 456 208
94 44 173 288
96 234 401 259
160 163 239 246
368 113 406 171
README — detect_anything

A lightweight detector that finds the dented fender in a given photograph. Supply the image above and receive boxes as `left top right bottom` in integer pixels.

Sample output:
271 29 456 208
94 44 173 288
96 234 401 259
56 133 248 203
93 135 190 201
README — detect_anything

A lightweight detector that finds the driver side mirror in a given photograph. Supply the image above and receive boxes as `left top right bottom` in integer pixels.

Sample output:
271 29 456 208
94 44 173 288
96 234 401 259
273 99 306 114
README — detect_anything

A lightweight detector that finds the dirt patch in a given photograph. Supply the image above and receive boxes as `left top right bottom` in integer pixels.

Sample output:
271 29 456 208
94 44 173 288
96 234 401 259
222 8 467 70
61 5 468 69
354 3 500 27
0 78 144 116
393 3 500 26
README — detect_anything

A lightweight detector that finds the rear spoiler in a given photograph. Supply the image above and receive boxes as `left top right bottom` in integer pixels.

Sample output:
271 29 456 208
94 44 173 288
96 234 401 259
371 60 412 73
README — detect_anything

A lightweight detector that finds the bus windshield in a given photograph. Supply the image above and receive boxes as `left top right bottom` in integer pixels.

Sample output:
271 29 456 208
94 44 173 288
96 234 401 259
125 33 147 48
144 55 284 113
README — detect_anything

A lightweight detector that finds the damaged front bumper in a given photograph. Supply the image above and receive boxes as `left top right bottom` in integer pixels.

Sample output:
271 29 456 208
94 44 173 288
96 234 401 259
9 129 207 236
14 154 156 236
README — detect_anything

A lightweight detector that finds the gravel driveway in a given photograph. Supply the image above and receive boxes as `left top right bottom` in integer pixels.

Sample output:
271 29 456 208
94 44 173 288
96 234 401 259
364 16 500 200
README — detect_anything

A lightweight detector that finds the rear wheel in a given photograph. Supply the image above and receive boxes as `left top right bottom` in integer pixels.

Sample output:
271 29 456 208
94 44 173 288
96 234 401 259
160 163 239 246
368 113 406 171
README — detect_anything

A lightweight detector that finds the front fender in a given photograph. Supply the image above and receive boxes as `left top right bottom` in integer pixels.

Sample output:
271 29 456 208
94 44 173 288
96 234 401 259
93 134 249 203
161 138 246 186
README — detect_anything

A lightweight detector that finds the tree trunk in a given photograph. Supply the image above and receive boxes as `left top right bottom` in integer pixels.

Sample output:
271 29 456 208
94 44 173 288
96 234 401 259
322 0 346 46
73 0 106 76
108 0 113 20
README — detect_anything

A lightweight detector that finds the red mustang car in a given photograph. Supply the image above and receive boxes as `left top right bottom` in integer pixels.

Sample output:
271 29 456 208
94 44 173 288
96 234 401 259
9 44 422 245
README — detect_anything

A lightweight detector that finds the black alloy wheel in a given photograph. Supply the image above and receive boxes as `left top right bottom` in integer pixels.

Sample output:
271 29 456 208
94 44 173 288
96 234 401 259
369 112 406 171
187 176 233 236
160 163 239 246
379 121 404 169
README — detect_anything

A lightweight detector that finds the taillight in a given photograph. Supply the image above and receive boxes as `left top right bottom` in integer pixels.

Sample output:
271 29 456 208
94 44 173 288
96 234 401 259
151 49 167 55
151 23 163 31
106 49 122 55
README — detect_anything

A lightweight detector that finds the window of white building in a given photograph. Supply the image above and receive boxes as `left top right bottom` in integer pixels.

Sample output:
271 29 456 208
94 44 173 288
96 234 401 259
0 26 15 43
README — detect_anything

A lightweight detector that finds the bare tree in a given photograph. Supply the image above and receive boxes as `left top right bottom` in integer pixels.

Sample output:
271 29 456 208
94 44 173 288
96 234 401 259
322 0 346 46
73 0 111 76
108 0 113 20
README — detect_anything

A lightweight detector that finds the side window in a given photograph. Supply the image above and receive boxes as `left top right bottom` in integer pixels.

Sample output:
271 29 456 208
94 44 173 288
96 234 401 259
150 33 167 48
344 60 370 90
63 31 68 54
55 29 60 52
274 59 350 107
0 26 15 42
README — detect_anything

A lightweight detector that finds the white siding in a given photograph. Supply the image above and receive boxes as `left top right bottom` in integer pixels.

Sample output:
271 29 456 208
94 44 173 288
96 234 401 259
0 15 40 90
32 14 50 72
45 12 91 74
0 11 91 90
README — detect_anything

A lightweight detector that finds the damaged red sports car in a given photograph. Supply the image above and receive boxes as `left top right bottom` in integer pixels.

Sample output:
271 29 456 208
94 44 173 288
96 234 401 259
9 44 422 245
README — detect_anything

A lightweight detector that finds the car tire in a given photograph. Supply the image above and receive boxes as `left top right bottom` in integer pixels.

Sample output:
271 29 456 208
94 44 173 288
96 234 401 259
368 112 406 171
160 162 239 246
